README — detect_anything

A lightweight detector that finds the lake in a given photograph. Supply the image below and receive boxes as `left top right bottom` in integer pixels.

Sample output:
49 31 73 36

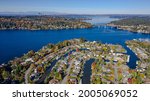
0 16 150 69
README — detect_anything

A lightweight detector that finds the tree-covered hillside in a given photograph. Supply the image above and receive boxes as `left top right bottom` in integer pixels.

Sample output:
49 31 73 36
110 17 150 26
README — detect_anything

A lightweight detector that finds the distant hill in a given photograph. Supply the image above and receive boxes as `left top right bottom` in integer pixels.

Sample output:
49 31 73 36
110 17 150 26
0 11 67 16
107 17 150 34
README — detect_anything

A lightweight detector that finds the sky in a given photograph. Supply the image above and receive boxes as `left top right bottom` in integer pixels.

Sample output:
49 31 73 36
0 0 150 14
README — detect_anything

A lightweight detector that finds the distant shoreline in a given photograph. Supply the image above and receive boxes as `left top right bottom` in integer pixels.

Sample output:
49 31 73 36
107 16 150 34
0 16 92 30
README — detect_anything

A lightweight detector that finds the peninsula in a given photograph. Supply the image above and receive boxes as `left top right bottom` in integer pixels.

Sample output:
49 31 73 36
126 39 150 83
107 17 150 34
0 38 149 84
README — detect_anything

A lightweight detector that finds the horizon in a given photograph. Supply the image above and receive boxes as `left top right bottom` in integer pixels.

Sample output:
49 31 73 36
0 11 150 16
0 0 150 15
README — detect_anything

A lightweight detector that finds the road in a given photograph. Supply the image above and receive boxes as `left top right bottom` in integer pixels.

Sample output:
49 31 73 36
25 67 32 84
114 67 118 84
61 58 75 84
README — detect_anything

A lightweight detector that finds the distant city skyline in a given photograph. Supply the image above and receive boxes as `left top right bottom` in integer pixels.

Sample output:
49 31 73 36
0 0 150 14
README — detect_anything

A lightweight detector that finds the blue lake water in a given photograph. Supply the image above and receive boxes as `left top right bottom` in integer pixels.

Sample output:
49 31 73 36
0 16 150 69
84 16 119 25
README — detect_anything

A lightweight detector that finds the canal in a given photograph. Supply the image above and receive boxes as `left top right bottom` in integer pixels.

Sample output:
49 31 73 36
82 59 95 84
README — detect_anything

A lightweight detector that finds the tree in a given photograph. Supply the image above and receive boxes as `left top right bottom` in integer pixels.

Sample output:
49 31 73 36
80 38 86 43
27 50 35 57
146 66 150 79
30 64 36 68
47 44 54 49
117 60 122 67
2 70 9 79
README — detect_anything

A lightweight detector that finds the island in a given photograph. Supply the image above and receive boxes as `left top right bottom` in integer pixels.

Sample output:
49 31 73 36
0 16 92 30
0 38 149 84
107 17 150 34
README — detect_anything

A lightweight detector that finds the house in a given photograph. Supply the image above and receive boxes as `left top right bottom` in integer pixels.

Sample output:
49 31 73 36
25 58 34 62
73 69 80 75
70 73 77 78
69 78 77 84
75 61 80 65
49 79 59 84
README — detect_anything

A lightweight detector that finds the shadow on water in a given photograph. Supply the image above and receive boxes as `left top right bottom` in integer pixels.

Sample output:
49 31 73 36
123 44 140 69
82 59 95 84
36 59 57 84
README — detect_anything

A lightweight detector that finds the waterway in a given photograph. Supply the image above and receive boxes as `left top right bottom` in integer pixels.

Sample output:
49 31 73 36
82 59 95 84
0 16 150 69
